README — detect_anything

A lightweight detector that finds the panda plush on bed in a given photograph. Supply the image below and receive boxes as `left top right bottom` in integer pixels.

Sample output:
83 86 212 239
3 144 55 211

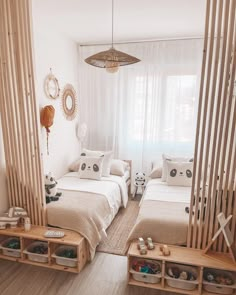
45 173 62 204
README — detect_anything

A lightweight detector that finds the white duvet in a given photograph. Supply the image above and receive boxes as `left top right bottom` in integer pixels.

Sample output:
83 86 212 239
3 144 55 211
142 178 191 203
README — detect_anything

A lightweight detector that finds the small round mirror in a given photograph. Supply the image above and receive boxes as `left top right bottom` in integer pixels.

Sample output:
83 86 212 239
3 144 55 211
61 84 77 120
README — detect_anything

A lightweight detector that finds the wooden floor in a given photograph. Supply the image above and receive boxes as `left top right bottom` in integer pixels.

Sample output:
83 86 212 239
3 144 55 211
0 253 178 295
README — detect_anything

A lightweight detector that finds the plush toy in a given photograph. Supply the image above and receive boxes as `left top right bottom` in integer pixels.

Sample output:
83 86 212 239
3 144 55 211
45 172 62 204
135 172 146 187
133 172 146 198
0 207 28 229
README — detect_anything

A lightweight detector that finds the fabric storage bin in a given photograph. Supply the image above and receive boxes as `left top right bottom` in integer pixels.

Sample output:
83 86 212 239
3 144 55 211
52 245 77 268
203 269 236 295
23 241 48 263
130 259 161 284
130 269 161 284
1 237 21 258
165 263 198 291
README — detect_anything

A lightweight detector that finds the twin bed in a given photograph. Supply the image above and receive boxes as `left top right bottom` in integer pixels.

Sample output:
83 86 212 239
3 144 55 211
127 178 191 246
46 167 130 260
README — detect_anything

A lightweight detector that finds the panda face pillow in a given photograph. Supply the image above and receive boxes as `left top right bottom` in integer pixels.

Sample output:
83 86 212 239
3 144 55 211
79 157 103 180
166 161 193 187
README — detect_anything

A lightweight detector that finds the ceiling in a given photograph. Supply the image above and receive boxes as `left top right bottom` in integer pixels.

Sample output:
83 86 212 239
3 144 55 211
32 0 206 44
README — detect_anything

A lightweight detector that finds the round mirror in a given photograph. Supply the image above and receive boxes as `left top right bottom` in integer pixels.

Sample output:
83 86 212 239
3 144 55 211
61 84 78 121
44 73 60 99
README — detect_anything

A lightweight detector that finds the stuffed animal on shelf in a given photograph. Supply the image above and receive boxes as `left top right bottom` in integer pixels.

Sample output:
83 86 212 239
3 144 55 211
0 207 28 229
133 172 146 198
45 172 62 204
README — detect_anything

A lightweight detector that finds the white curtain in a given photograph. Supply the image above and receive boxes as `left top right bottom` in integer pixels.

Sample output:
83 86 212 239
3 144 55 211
78 39 203 175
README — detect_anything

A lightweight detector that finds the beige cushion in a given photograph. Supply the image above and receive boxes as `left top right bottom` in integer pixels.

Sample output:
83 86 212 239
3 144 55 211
110 159 128 176
149 166 162 178
166 161 193 186
79 157 103 180
68 159 80 172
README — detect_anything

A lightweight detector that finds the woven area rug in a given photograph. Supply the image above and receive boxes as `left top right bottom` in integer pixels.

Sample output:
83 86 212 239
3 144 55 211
96 199 139 256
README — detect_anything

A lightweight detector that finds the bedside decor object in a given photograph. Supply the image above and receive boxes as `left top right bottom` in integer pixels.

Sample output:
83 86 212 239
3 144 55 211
40 105 55 155
61 84 78 121
44 69 60 99
133 172 146 198
84 0 140 73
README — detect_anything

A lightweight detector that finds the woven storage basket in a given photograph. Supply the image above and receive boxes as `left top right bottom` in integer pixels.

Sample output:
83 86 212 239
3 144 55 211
165 263 198 291
52 245 77 268
203 269 236 295
1 237 21 258
23 241 48 263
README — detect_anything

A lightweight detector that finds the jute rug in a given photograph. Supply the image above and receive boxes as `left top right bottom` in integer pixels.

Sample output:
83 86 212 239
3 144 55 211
96 199 139 256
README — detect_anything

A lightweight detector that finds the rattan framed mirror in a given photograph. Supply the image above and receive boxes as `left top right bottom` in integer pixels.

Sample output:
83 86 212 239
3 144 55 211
44 69 60 99
61 84 78 121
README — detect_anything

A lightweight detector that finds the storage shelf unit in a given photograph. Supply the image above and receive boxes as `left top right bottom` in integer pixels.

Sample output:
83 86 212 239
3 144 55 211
0 226 88 273
127 242 236 295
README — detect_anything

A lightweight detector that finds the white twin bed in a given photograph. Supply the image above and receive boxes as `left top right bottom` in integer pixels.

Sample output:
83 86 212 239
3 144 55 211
46 171 129 260
127 178 192 246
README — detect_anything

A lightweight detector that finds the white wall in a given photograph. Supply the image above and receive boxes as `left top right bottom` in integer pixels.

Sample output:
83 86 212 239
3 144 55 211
0 119 8 213
32 5 80 179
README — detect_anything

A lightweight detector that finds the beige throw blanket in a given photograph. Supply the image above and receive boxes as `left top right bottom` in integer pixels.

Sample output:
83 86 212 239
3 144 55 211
127 179 191 246
47 173 128 260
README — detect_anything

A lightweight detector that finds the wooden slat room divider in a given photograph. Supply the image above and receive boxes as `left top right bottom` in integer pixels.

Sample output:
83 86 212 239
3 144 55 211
0 0 45 225
187 0 236 252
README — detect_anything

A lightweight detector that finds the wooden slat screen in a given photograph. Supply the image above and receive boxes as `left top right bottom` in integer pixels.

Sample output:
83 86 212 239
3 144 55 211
0 0 45 225
187 0 236 252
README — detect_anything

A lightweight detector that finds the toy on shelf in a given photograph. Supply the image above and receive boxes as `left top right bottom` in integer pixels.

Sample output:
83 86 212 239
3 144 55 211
45 172 62 204
160 244 171 256
0 207 28 229
133 172 146 199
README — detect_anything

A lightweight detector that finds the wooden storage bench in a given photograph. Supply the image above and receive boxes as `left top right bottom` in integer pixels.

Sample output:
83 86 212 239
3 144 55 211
127 242 236 295
0 225 88 273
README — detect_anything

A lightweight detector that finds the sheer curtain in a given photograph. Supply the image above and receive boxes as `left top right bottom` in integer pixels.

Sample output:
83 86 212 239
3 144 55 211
78 39 203 175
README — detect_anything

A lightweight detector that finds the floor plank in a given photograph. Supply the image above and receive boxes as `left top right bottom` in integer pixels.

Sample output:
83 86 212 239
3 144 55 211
0 253 178 295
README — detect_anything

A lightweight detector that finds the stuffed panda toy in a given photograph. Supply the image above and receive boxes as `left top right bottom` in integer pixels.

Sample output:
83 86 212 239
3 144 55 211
135 172 146 187
45 173 62 204
133 172 146 198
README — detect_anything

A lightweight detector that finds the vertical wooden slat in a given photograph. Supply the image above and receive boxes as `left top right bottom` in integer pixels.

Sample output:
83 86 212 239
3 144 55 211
188 0 236 252
0 0 45 225
187 0 211 248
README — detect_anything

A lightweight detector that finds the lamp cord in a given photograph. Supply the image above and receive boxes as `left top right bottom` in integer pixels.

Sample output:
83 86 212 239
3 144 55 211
111 0 114 48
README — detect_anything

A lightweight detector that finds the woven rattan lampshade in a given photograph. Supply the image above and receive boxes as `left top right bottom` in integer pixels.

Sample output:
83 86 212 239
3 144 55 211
84 0 140 72
85 47 140 69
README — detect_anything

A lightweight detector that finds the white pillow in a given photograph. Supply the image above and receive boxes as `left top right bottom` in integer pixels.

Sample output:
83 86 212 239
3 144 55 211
80 149 113 177
166 161 193 186
79 157 103 180
110 159 129 176
68 158 80 172
162 154 193 182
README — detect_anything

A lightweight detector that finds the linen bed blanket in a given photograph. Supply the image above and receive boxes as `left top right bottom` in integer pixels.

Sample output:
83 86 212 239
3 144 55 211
47 173 128 260
127 179 191 246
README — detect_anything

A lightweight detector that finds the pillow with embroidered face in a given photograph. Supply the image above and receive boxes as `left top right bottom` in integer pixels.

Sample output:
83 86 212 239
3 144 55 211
162 154 193 182
80 149 113 177
79 157 103 180
166 161 193 186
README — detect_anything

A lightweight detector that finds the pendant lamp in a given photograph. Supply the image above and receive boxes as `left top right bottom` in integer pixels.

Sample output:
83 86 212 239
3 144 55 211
85 0 140 73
